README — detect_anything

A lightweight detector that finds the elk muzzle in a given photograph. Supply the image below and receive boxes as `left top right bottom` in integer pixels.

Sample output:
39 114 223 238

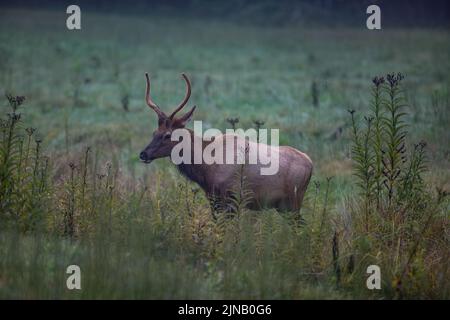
139 150 153 163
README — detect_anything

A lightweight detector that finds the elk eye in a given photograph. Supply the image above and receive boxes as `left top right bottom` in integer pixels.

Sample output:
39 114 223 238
164 132 171 139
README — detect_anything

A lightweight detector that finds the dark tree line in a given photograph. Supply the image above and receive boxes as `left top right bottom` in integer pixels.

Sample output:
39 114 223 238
2 0 449 27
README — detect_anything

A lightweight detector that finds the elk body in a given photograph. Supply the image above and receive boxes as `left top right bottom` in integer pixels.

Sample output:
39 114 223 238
139 73 313 212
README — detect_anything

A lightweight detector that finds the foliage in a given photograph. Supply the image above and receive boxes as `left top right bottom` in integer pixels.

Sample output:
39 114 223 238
0 95 50 232
0 9 449 299
347 74 449 298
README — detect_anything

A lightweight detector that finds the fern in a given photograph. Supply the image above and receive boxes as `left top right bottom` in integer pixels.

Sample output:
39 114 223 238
227 163 254 216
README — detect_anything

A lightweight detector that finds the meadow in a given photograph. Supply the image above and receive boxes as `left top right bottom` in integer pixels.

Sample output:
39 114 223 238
0 7 449 299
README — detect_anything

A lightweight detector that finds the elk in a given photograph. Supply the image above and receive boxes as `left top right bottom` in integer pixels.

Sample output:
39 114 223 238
139 73 313 212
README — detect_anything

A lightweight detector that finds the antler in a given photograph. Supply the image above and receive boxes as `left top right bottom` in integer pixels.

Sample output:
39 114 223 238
145 73 166 119
168 73 192 120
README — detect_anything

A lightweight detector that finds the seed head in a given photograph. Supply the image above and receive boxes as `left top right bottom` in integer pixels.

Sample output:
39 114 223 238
372 76 385 88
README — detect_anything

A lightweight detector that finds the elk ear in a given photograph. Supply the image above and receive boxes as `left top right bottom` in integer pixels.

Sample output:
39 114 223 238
177 105 196 127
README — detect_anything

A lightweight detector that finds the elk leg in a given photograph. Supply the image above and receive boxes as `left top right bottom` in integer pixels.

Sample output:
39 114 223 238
207 187 233 219
207 192 221 220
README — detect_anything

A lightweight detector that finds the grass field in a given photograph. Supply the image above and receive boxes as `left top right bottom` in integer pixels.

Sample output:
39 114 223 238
0 7 449 299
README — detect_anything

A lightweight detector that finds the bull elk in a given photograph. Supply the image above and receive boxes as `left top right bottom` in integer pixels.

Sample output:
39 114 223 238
139 73 313 212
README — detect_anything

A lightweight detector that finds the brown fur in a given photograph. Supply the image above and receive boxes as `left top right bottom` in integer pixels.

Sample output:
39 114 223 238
140 73 313 212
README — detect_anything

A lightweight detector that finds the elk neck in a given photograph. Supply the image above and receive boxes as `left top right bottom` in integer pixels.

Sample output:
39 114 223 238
173 128 214 192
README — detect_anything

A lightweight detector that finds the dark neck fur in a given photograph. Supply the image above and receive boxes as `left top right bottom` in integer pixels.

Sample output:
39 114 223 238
174 129 212 192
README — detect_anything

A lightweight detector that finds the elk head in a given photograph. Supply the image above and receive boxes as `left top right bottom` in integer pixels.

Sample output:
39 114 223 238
139 73 196 163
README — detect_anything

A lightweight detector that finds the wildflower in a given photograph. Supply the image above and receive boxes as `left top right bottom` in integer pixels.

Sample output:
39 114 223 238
26 127 36 136
226 117 239 130
6 94 26 107
372 76 385 88
386 72 405 87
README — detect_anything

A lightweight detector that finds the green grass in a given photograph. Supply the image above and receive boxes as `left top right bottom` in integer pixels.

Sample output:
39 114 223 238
0 8 449 299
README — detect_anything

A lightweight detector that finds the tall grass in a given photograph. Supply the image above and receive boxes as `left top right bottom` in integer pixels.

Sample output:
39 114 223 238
346 74 449 299
0 8 449 299
0 74 448 299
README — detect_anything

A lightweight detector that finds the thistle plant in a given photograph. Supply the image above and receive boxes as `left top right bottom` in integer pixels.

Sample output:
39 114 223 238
382 73 407 208
226 117 239 130
399 140 428 209
349 109 375 231
0 94 50 231
253 120 265 141
349 73 421 218
0 96 23 212
371 76 385 209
